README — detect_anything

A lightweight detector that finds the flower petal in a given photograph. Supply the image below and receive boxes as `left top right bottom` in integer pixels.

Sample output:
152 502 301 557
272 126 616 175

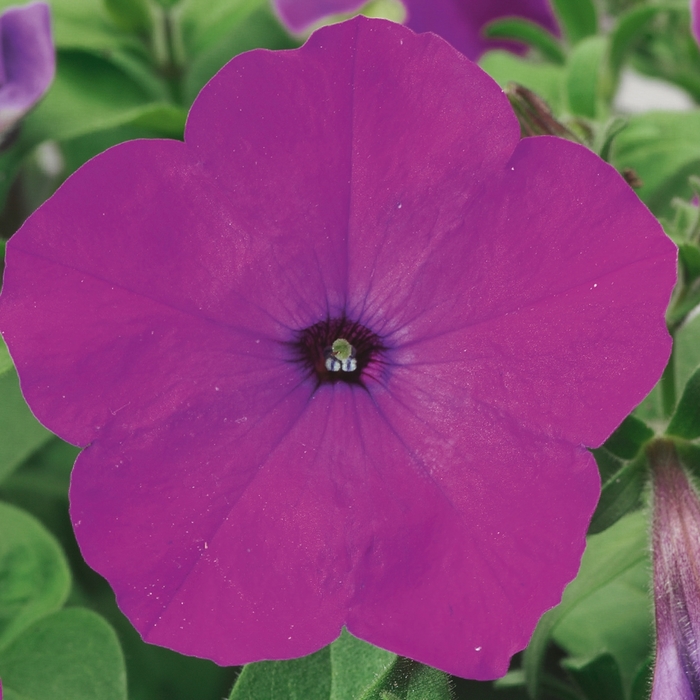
347 382 599 679
379 137 675 448
71 379 597 678
0 139 311 445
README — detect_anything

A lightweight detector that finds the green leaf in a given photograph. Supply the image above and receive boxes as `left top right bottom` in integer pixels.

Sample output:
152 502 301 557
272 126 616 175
0 608 127 700
550 0 597 45
481 18 565 65
331 630 395 700
561 653 624 700
627 5 700 103
524 511 650 698
629 658 652 700
677 441 700 485
179 0 276 56
675 313 700 398
0 51 184 210
0 140 28 229
612 111 700 217
679 242 700 283
609 6 662 78
479 51 565 111
22 52 186 145
230 647 332 700
0 339 12 376
229 631 395 700
21 0 147 56
181 3 295 104
565 35 609 118
588 450 646 535
552 512 652 697
667 365 700 439
0 437 76 506
596 116 628 163
602 415 655 461
0 502 71 650
0 339 52 485
110 625 237 700
359 658 452 700
103 0 153 33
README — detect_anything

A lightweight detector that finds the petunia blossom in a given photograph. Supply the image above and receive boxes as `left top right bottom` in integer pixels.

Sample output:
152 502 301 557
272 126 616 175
692 0 700 46
0 18 676 679
649 440 700 700
272 0 558 59
0 2 54 142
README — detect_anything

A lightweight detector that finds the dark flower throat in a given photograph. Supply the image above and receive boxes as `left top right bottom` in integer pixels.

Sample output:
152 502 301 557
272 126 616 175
292 317 384 386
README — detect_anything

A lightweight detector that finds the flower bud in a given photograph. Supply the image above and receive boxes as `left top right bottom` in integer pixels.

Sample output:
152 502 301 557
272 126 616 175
649 439 700 699
0 2 54 148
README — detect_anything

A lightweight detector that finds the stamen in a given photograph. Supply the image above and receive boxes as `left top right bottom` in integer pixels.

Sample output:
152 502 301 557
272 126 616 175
325 338 357 372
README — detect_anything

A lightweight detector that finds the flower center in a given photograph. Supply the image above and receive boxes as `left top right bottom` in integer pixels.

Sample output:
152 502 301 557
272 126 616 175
292 317 384 386
326 338 357 372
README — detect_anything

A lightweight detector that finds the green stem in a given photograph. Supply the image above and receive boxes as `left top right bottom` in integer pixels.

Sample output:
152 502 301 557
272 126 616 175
661 342 676 420
151 6 184 101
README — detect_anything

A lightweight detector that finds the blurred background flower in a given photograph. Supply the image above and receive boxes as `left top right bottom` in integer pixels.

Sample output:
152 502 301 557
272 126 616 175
0 2 54 148
271 0 557 58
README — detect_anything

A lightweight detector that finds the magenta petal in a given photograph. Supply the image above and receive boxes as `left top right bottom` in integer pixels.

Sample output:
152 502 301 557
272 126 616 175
0 17 676 678
401 0 559 59
0 2 54 135
385 137 675 449
693 0 700 46
346 388 599 678
272 0 366 33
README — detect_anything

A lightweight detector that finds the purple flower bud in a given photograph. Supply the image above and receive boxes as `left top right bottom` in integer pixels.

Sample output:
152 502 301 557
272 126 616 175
649 440 700 700
0 2 54 142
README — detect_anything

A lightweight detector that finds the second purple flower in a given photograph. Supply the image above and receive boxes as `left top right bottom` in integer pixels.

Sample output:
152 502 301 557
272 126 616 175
272 0 558 58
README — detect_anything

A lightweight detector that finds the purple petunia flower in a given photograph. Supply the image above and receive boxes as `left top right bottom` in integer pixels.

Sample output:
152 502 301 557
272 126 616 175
692 0 700 46
0 17 676 679
272 0 558 59
649 440 700 700
0 2 54 142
